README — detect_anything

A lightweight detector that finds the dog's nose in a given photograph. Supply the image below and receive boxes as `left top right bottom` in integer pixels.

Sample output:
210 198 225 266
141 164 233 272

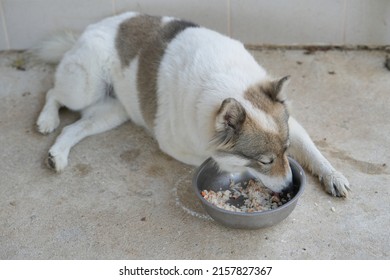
278 168 293 193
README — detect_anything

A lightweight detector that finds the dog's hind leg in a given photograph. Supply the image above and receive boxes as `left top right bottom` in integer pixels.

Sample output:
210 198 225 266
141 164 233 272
288 117 350 197
37 53 108 134
46 97 129 172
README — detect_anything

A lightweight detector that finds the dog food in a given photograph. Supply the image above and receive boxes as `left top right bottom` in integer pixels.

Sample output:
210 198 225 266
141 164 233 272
201 179 293 213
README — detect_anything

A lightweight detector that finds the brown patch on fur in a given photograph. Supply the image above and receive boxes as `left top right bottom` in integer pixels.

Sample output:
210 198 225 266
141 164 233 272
245 76 289 108
116 15 198 130
270 154 290 177
137 19 199 130
244 83 289 132
244 85 277 113
116 15 161 68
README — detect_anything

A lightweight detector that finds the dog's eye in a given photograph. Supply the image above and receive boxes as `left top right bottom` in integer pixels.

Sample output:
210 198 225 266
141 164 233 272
259 158 274 165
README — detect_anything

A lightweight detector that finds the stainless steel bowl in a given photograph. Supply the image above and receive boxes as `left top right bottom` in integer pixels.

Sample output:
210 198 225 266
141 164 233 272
192 157 305 229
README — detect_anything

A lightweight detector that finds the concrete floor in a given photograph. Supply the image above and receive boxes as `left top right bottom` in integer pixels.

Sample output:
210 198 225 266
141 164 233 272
0 48 389 259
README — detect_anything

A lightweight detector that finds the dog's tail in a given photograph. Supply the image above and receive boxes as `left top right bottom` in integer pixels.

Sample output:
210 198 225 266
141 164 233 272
30 30 80 64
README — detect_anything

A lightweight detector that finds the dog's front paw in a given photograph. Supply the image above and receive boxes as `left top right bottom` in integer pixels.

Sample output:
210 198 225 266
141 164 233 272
322 170 351 197
36 110 60 135
46 151 68 172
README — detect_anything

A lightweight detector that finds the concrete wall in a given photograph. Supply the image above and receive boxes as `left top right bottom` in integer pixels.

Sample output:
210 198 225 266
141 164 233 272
0 0 389 50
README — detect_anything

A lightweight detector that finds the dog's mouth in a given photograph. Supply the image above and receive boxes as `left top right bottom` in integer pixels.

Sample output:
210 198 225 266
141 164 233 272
247 167 293 193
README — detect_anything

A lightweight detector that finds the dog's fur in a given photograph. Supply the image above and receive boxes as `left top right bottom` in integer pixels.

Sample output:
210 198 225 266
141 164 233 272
35 12 350 197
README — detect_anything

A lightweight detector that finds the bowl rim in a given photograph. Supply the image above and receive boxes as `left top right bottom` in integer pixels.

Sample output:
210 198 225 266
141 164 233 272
192 157 306 216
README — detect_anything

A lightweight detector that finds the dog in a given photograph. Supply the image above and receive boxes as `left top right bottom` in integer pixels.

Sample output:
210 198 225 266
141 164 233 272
35 12 350 197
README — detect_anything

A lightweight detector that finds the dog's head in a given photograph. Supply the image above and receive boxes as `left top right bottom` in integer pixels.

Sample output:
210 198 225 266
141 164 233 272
212 76 292 193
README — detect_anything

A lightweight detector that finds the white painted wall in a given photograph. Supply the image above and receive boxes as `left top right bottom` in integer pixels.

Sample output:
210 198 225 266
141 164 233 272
0 0 389 50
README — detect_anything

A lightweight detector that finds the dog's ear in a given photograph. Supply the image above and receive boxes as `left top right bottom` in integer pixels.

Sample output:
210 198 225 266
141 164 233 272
261 75 290 103
214 98 246 148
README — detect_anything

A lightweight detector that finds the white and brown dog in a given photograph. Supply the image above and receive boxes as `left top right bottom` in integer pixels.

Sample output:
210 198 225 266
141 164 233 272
35 12 350 197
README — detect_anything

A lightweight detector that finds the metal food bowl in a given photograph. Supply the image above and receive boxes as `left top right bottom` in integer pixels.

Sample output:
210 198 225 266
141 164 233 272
192 157 305 229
